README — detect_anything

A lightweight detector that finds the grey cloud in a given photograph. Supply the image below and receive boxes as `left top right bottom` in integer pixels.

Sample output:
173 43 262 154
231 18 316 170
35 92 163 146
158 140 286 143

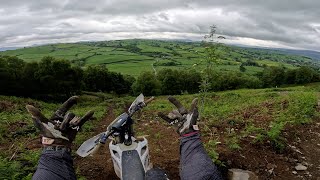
0 0 319 50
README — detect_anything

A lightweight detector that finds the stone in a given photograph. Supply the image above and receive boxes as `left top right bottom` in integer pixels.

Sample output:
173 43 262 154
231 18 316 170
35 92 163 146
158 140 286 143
267 163 276 170
288 158 298 163
292 171 297 175
228 169 258 180
295 164 307 171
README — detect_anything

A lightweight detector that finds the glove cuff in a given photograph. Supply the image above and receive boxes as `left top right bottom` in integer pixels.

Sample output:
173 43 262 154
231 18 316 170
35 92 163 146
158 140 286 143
43 146 72 153
42 136 71 147
181 131 199 137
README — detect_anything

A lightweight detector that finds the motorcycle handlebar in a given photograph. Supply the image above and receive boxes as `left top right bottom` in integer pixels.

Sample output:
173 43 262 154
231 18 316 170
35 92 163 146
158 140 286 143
128 96 154 117
144 96 155 105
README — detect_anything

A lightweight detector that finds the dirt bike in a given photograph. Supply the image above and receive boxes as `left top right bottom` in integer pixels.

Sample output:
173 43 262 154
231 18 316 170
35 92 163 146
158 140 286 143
76 94 154 179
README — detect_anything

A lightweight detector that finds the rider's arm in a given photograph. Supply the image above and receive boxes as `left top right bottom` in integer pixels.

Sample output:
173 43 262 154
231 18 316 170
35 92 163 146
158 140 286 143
179 132 223 180
158 97 223 180
26 96 93 180
33 148 76 180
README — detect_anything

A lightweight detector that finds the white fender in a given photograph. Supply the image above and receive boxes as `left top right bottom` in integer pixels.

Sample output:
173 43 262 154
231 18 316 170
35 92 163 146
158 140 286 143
109 137 152 179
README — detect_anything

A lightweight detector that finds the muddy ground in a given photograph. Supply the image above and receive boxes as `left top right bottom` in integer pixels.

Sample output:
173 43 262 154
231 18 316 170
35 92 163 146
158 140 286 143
73 103 320 180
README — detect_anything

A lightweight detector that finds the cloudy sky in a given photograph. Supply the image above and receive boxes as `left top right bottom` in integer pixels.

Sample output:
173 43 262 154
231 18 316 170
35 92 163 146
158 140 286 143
0 0 319 51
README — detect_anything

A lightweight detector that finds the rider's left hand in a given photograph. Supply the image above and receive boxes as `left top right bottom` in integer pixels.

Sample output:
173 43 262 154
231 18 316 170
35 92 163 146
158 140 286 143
26 96 94 147
158 96 199 136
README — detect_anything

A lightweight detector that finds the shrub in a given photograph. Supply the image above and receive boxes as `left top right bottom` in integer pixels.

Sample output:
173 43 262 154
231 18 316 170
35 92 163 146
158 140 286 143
210 71 262 91
132 71 161 96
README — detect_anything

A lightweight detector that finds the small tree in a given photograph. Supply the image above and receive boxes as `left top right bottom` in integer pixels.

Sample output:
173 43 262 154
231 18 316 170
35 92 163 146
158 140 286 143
132 71 161 96
295 66 315 84
199 25 226 115
260 66 286 87
240 64 246 72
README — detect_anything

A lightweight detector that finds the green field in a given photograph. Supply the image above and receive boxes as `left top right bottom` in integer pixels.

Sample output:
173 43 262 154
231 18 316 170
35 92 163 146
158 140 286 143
1 39 317 77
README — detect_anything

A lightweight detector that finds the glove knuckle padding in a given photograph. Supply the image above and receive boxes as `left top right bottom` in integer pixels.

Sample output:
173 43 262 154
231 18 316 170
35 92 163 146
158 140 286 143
190 98 198 112
158 97 200 136
168 96 188 115
77 110 94 127
158 112 174 123
50 96 79 120
26 96 93 144
59 112 75 131
26 105 50 123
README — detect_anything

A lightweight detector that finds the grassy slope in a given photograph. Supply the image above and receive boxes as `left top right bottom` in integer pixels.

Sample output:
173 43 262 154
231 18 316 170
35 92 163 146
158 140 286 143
0 39 316 77
0 83 319 179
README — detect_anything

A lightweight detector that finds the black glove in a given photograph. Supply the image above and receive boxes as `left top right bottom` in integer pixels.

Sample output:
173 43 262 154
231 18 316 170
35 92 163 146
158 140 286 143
158 96 199 136
26 96 94 147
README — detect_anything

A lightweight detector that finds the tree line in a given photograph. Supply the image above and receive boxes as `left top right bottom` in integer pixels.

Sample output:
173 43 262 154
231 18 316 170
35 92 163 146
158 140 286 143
0 55 319 100
132 66 320 95
0 56 133 100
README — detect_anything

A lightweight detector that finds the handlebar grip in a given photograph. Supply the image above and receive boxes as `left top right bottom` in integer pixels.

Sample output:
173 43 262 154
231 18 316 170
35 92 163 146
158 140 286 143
168 96 188 115
144 96 155 105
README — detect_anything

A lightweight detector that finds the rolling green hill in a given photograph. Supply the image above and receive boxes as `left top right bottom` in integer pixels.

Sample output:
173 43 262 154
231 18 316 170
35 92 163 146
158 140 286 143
1 39 318 76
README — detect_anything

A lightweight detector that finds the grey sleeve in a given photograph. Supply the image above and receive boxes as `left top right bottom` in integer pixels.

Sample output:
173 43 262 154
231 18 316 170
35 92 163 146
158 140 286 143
32 149 76 180
180 133 223 180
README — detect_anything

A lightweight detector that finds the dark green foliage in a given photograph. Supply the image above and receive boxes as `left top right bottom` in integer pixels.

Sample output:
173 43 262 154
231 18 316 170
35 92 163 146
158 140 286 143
0 54 319 99
124 44 141 53
35 56 83 97
210 71 263 91
132 72 161 96
108 72 133 94
285 69 297 84
0 150 40 180
0 56 25 95
0 157 23 179
267 121 286 152
0 56 132 100
260 66 286 87
241 60 260 67
260 66 320 87
157 69 201 95
294 66 317 84
132 69 201 96
154 61 181 66
239 64 246 72
83 66 110 92
132 65 318 95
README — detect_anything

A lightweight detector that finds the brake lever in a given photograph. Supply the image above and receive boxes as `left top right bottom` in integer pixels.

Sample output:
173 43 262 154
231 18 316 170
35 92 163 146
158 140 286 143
99 130 115 144
129 96 155 116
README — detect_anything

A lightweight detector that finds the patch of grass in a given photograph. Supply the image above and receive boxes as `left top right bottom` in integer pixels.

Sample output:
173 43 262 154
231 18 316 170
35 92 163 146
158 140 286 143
267 121 286 151
204 139 225 167
0 156 24 179
226 134 241 151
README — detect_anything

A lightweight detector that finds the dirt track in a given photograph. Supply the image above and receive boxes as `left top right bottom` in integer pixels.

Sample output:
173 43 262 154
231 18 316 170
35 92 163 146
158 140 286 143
74 104 181 180
74 101 320 180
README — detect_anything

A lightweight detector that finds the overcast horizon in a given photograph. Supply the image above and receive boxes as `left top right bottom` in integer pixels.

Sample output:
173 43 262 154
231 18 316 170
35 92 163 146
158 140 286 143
0 0 319 51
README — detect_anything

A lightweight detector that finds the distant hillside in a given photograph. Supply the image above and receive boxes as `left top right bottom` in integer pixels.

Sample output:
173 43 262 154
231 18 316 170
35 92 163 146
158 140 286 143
272 48 320 61
0 39 318 76
0 47 19 51
231 44 320 61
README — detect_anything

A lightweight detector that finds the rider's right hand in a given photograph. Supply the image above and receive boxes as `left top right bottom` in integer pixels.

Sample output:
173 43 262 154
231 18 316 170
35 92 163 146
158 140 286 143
158 96 199 136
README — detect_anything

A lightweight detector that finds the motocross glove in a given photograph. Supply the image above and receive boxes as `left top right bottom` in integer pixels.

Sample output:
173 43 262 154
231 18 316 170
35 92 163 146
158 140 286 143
158 96 199 136
26 96 94 147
